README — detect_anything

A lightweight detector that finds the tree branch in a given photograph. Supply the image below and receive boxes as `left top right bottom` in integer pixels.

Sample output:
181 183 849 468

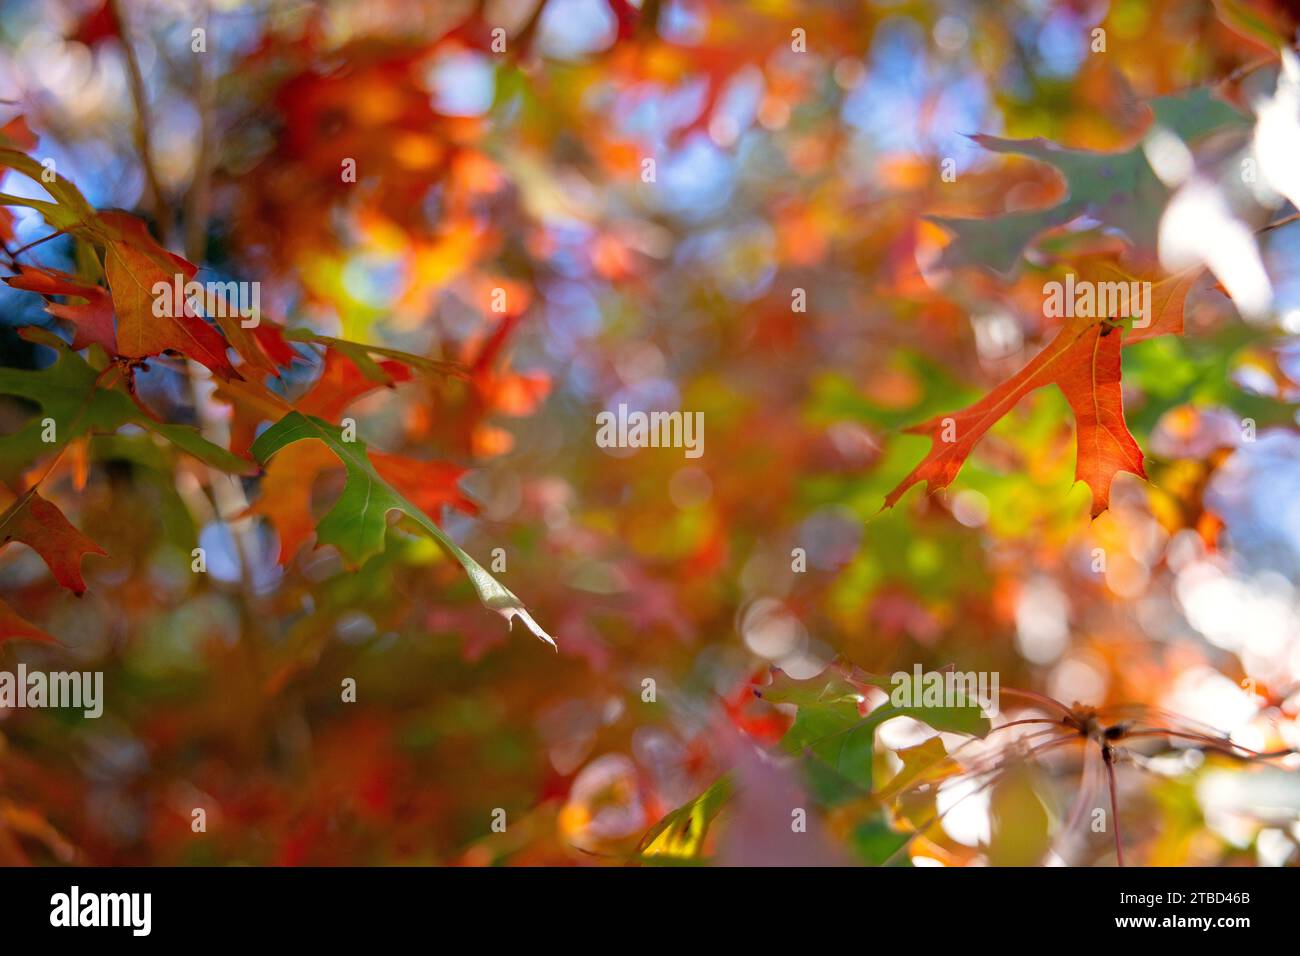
108 0 173 244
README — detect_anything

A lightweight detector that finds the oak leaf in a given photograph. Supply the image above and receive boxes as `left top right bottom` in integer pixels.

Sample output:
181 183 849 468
96 211 238 378
0 599 57 645
931 89 1250 274
886 317 1144 517
0 333 255 484
250 440 478 564
251 412 553 647
0 488 104 595
5 265 116 353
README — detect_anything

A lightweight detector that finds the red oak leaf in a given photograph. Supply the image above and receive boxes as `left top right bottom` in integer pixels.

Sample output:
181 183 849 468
96 211 239 379
296 350 412 422
0 599 57 645
0 489 105 595
886 317 1145 517
249 441 476 564
369 451 479 520
69 1 119 47
5 265 117 352
0 115 38 151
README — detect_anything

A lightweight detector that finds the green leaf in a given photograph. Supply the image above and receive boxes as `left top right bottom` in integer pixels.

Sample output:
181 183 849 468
989 765 1052 866
771 673 991 796
0 336 255 482
637 775 732 861
0 147 99 230
875 736 954 804
931 89 1250 273
250 411 554 648
758 670 862 707
852 815 914 866
282 328 467 381
875 699 992 738
1213 0 1289 50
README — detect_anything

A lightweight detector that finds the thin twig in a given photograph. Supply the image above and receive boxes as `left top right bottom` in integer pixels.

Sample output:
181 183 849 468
184 0 215 262
108 0 172 243
7 227 73 260
1103 746 1125 867
1258 211 1300 236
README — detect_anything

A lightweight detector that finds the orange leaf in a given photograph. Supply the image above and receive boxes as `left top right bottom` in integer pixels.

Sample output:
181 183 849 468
1055 323 1147 516
212 375 295 458
370 451 478 519
296 350 412 422
0 599 57 645
249 441 338 563
886 317 1146 517
5 265 117 352
97 212 238 378
0 115 38 151
249 441 476 564
0 489 105 595
1126 265 1202 344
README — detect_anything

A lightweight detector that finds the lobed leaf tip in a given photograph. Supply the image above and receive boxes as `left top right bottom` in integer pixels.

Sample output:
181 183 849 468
500 605 556 649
